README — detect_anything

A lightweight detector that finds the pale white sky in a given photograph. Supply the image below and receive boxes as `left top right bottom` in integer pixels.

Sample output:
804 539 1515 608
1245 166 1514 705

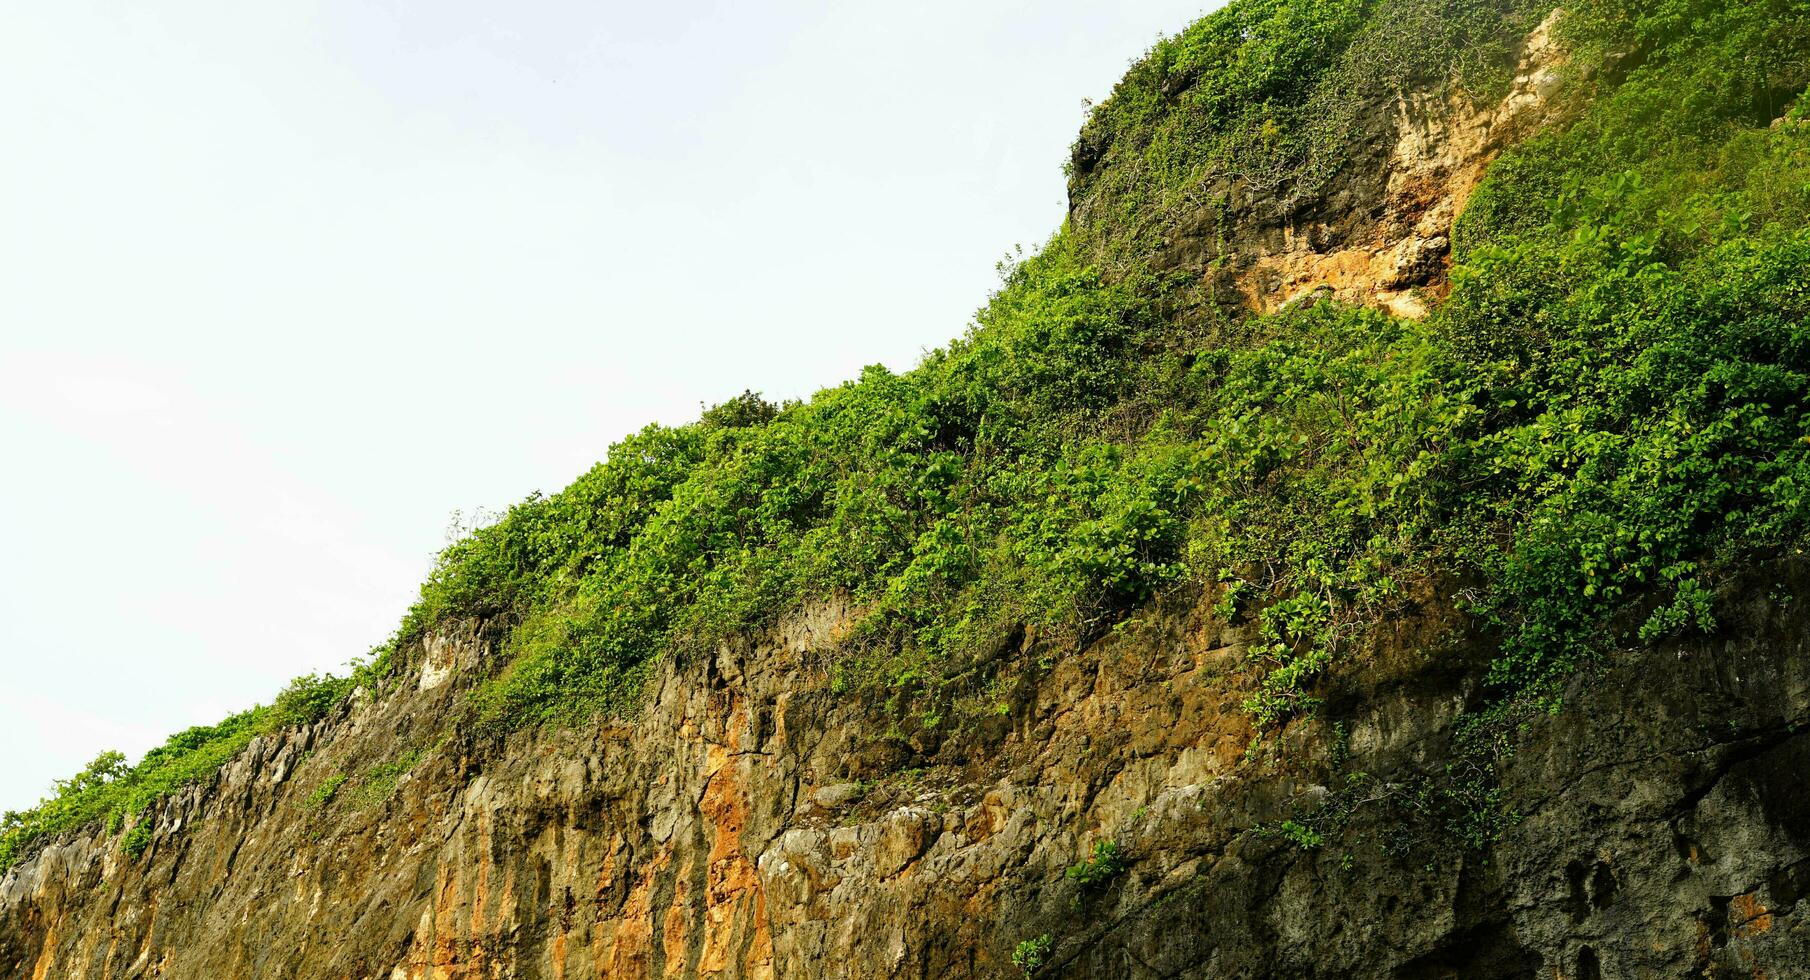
0 0 1215 813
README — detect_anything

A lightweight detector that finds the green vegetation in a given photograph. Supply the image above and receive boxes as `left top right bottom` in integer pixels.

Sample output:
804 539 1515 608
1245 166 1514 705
119 817 153 859
1276 820 1325 851
0 665 387 870
347 748 427 810
1012 934 1053 977
1068 0 1547 267
1440 0 1810 698
387 0 1581 735
304 774 350 810
7 0 1810 870
1065 840 1127 890
271 672 354 728
2 716 257 870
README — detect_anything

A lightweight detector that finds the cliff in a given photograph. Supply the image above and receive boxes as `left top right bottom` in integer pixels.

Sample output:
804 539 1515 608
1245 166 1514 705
9 575 1810 977
8 1 1810 977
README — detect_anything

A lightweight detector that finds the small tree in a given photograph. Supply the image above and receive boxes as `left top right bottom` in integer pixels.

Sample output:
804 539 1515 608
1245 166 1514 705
55 751 127 797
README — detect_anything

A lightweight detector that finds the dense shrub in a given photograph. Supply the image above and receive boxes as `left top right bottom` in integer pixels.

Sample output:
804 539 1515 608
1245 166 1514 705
271 673 353 728
1065 840 1128 890
0 658 392 868
362 0 1810 732
1069 0 1548 261
1 711 259 868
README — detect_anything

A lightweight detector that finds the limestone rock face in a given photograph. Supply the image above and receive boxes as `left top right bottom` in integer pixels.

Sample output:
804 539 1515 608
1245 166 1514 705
1242 7 1571 320
1068 10 1571 322
5 578 1810 978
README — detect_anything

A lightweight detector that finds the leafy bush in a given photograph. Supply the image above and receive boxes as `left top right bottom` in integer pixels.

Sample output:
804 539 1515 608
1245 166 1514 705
1277 819 1325 850
1013 934 1053 977
271 673 353 728
119 819 153 859
0 660 391 869
1065 840 1127 890
1 719 256 869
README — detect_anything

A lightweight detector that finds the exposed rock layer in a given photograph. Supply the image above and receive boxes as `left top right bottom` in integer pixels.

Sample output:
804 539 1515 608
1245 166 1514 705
6 575 1810 978
1068 9 1569 320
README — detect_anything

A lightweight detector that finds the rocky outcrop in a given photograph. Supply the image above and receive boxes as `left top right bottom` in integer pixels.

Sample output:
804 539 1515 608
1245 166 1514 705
1235 9 1569 319
6 564 1810 977
1069 9 1570 321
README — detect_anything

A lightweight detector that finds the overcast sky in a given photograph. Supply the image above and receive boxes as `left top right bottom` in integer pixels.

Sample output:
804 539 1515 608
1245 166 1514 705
0 0 1216 813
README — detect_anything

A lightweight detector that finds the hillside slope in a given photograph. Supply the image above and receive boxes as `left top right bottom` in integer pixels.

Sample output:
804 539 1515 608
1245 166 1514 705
8 1 1810 977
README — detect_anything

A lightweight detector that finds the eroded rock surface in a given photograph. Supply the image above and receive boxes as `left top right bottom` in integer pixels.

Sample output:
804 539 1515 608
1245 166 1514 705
5 573 1810 978
1068 9 1570 321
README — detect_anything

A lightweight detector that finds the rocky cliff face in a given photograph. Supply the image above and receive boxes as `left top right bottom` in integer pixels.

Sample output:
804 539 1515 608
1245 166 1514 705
1230 8 1569 319
1066 8 1567 321
7 571 1810 979
9 8 1810 979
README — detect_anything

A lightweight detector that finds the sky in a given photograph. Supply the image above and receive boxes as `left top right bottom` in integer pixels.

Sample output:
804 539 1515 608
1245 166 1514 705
0 0 1217 813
